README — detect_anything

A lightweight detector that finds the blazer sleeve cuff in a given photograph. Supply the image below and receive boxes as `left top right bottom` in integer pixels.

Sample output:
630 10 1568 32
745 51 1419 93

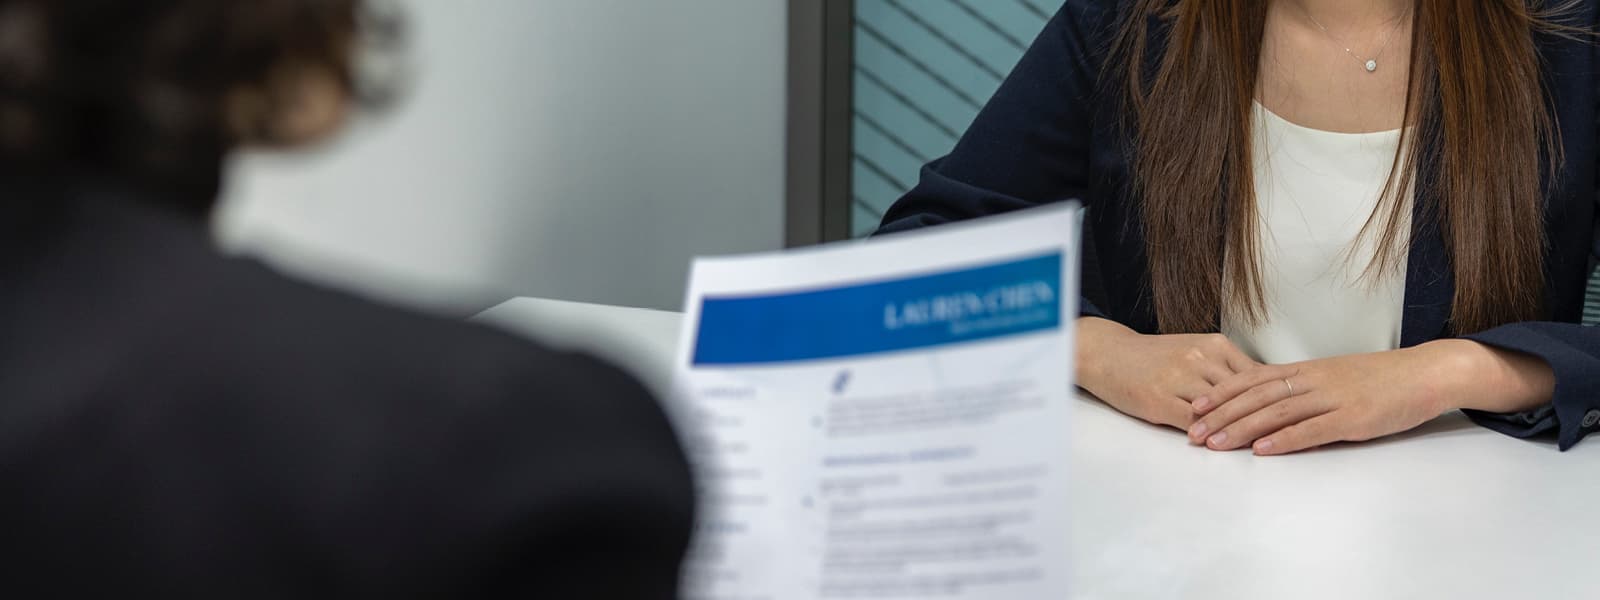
1079 296 1107 320
1461 323 1600 451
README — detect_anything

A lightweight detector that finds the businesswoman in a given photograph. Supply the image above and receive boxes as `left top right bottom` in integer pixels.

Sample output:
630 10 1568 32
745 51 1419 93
0 0 691 595
880 0 1600 455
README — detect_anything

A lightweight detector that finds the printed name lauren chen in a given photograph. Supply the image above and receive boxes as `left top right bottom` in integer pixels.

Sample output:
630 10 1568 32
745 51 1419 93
882 281 1058 334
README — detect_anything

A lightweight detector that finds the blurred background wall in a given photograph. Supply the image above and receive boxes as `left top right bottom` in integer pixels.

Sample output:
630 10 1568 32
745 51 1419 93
215 0 788 315
214 0 1059 316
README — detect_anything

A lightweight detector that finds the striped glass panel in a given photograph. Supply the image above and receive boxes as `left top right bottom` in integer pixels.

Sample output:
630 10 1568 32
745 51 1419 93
850 0 1051 237
1585 264 1600 326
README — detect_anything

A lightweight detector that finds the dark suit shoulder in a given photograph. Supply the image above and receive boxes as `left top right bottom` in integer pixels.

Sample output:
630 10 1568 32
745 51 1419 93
10 189 616 403
0 191 695 597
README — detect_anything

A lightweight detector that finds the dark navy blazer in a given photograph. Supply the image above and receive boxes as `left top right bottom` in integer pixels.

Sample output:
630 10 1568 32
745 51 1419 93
878 0 1600 450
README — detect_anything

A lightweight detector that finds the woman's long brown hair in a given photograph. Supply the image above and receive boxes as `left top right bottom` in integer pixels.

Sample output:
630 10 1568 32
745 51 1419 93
1109 0 1571 334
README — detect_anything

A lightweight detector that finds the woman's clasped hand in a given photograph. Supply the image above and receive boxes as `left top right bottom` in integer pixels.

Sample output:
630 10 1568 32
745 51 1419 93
1079 318 1554 456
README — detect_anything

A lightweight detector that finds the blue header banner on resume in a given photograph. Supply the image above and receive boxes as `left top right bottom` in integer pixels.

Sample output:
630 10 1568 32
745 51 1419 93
692 252 1063 366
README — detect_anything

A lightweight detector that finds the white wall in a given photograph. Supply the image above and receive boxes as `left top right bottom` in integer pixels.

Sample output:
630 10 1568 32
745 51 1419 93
214 0 788 314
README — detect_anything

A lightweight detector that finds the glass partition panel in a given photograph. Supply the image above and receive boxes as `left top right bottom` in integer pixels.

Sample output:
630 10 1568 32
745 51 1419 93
849 0 1053 237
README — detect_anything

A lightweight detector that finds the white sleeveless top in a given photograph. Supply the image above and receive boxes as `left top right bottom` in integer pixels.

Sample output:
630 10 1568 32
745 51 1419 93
1221 103 1411 364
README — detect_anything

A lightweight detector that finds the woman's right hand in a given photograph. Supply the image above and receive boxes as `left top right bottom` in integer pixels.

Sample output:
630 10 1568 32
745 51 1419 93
1075 317 1260 431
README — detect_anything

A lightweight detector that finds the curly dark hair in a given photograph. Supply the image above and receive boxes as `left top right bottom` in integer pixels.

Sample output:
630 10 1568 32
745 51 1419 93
0 0 375 214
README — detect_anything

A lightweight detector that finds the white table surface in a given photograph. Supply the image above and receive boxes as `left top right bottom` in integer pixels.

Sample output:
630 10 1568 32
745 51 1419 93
478 297 1600 600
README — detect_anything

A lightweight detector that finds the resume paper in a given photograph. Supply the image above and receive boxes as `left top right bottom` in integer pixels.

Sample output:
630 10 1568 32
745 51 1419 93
674 205 1081 599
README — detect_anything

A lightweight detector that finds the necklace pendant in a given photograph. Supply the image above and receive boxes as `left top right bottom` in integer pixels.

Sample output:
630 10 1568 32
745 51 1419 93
1365 59 1378 72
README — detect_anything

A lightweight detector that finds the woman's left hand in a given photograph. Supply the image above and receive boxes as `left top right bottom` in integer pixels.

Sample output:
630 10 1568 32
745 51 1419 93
1184 340 1554 456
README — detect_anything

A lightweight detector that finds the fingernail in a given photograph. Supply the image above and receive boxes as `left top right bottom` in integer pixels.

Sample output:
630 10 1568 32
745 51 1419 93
1189 422 1208 440
1255 439 1275 454
1207 432 1229 448
1193 397 1211 412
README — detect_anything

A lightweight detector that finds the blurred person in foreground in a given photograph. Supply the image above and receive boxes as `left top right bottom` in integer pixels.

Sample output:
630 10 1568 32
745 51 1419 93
0 0 693 596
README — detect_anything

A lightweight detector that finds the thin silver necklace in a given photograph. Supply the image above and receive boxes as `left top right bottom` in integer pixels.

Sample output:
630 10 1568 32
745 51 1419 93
1299 5 1411 73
